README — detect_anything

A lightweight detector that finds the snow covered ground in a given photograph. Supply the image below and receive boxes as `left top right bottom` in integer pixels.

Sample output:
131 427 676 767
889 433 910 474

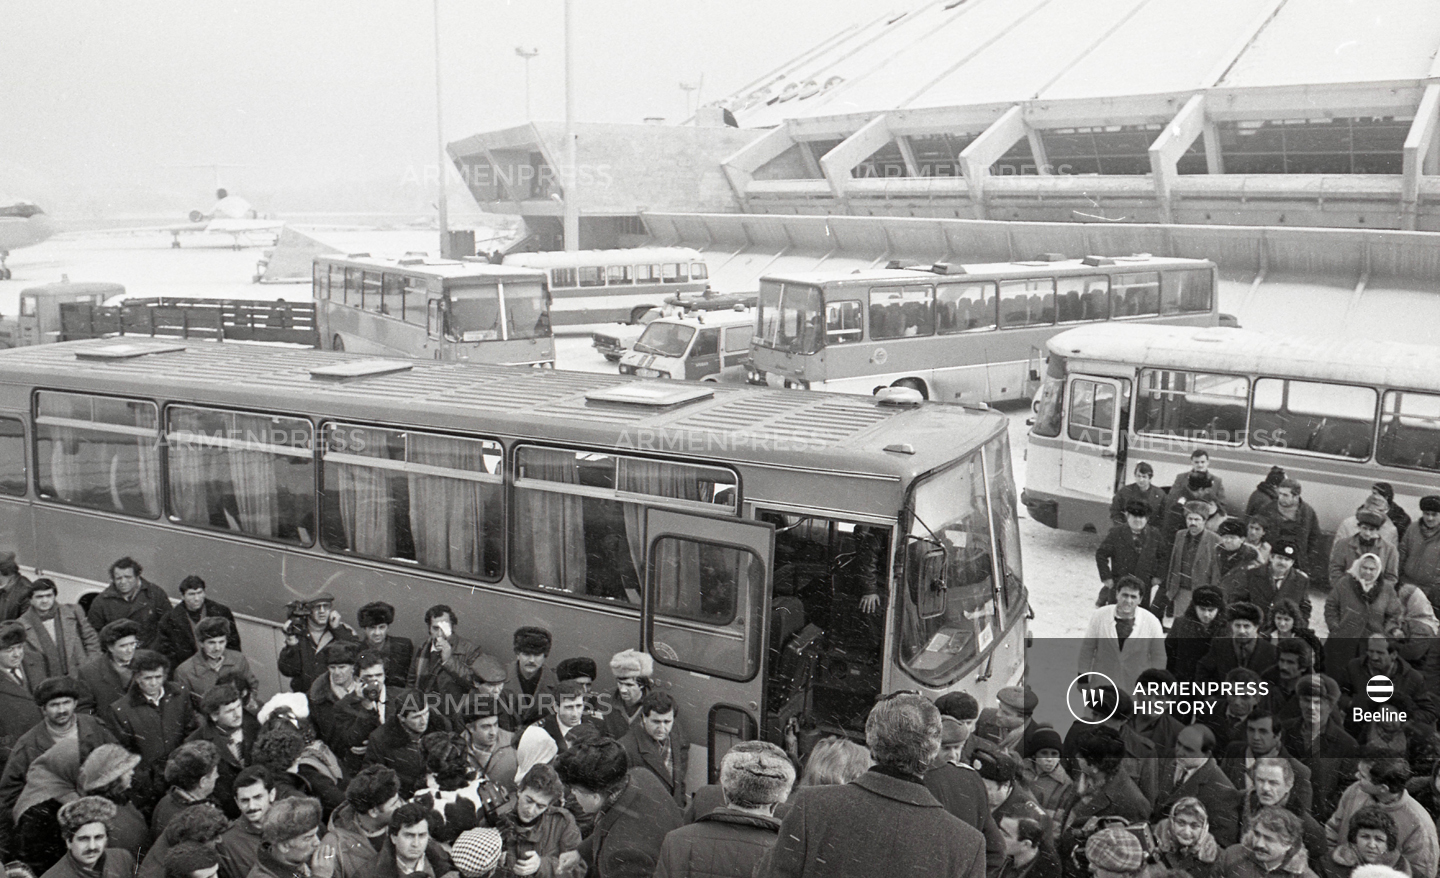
0 228 1316 643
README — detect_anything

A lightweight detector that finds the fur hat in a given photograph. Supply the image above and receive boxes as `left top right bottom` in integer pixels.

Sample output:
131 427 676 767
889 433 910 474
450 828 503 878
1270 539 1298 559
555 657 598 683
1217 517 1246 537
357 602 395 628
79 744 141 793
1123 501 1151 519
1191 585 1225 610
941 717 967 746
719 741 795 807
1421 495 1440 514
321 641 360 668
1228 601 1263 625
1356 509 1386 528
1184 500 1211 517
196 617 230 642
1187 471 1213 491
1264 466 1287 487
972 748 1018 784
0 621 24 650
34 676 82 707
512 627 551 656
257 692 310 725
609 649 654 679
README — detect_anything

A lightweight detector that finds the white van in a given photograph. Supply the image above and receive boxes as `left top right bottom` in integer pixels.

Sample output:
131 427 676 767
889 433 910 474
618 310 755 382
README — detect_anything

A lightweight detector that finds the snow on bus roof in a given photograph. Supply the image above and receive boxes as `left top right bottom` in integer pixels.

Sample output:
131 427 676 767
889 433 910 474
764 254 1212 285
1047 324 1440 391
0 339 1003 472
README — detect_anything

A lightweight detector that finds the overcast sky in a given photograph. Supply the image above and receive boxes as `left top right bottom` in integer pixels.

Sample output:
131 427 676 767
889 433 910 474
2 0 880 219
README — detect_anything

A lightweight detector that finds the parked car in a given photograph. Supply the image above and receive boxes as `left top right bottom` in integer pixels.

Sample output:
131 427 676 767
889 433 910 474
618 309 755 382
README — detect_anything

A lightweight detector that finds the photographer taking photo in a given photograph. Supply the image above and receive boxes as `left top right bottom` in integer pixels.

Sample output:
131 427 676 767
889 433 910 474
277 594 357 694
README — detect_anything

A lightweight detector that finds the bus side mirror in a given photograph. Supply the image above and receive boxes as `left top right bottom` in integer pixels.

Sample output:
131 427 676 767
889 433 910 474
904 535 949 620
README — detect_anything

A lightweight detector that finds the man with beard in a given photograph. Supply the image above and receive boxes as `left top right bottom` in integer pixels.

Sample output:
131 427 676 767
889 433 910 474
1220 709 1313 813
1280 674 1359 821
216 766 277 878
1330 509 1400 591
1241 759 1326 866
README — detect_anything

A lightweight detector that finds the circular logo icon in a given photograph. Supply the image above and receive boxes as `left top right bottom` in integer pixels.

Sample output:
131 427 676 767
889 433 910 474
1367 674 1394 704
872 348 888 365
1065 672 1120 725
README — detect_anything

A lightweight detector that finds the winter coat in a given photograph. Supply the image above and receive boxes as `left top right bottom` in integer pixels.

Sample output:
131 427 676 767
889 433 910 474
1076 608 1166 691
1166 528 1223 602
0 575 34 622
367 836 453 878
1325 786 1439 878
1329 537 1400 590
246 842 311 878
1023 760 1074 820
75 657 130 717
106 682 196 807
1398 583 1440 636
619 721 690 807
0 715 113 845
186 712 259 819
153 599 239 668
1061 770 1153 831
576 769 682 878
1167 607 1227 680
1218 742 1315 814
1281 718 1359 821
757 768 986 878
497 806 582 878
216 818 263 878
1257 499 1326 580
1335 513 1400 552
1210 544 1259 591
1324 573 1404 672
1330 845 1412 878
655 807 781 878
319 802 385 878
1234 565 1313 628
1198 636 1276 682
1214 841 1318 878
276 623 357 694
1109 482 1167 529
1152 816 1219 878
1401 520 1440 596
85 580 170 649
1150 759 1243 847
1247 482 1279 518
1094 524 1163 595
502 663 559 727
407 635 483 719
363 712 452 797
922 763 1007 875
365 635 414 689
173 649 258 700
19 605 98 679
38 850 135 878
0 671 42 766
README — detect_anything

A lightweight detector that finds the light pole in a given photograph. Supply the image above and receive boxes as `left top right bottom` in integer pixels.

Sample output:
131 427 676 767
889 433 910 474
679 81 698 118
515 46 539 119
433 0 449 254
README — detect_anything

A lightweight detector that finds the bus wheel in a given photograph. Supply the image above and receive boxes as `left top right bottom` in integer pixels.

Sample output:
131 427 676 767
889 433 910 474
630 306 653 325
332 335 345 352
892 378 928 400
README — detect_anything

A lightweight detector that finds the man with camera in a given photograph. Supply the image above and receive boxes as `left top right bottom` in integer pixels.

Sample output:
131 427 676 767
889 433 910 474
407 605 482 721
276 594 357 694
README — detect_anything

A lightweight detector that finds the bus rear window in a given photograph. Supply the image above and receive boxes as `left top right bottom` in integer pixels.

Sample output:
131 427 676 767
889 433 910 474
1378 390 1440 471
1250 378 1376 459
1135 369 1247 445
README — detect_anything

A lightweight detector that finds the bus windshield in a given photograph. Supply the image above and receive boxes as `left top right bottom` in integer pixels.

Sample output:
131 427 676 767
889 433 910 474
897 450 1000 687
447 284 503 341
502 280 550 340
757 281 823 354
633 322 695 357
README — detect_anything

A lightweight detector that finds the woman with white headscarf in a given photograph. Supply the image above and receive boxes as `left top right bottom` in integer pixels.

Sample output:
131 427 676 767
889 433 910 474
1324 552 1404 673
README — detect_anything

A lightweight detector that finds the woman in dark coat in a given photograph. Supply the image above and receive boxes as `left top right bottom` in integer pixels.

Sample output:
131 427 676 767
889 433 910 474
1167 585 1227 680
1268 599 1326 674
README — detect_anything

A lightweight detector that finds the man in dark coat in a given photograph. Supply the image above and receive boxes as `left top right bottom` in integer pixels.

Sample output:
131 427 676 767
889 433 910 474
356 602 412 690
618 690 689 807
1233 539 1312 626
1109 462 1167 530
154 575 239 669
1243 757 1327 867
756 693 987 878
1197 601 1276 681
1218 708 1313 814
1150 724 1243 847
1166 584 1227 680
1256 479 1326 585
504 627 559 727
555 738 682 878
0 553 34 621
1094 501 1164 610
368 803 454 878
276 593 357 694
406 605 482 720
86 557 170 649
362 689 449 798
75 620 139 716
654 741 793 878
186 684 259 819
246 796 325 878
106 649 196 811
0 620 42 767
923 721 1006 876
1280 674 1359 822
1337 633 1437 731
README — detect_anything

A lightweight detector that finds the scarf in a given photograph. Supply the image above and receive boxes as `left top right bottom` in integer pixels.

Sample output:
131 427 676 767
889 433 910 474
28 607 69 674
1348 553 1383 596
14 736 81 819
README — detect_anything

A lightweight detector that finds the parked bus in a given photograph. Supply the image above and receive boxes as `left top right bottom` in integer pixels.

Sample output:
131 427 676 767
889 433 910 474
2 338 1024 782
749 254 1220 403
504 247 709 326
313 254 554 365
1023 323 1440 538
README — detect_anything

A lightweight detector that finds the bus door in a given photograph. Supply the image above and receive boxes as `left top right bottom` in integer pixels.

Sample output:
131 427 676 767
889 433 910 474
1059 374 1125 511
642 508 772 784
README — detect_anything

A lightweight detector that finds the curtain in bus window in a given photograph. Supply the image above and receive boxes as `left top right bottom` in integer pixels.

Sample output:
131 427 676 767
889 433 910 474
617 459 705 611
1250 378 1377 459
36 393 159 517
651 538 760 679
333 434 394 558
129 404 160 517
407 435 494 576
167 407 217 525
0 418 24 497
1134 370 1248 445
513 449 586 592
1378 390 1440 471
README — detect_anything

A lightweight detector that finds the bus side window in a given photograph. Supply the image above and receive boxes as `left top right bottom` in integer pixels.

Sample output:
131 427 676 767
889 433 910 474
578 267 605 287
0 417 24 497
825 300 862 344
607 265 633 286
1112 272 1160 317
691 263 708 281
381 274 404 317
404 280 428 325
1378 390 1440 471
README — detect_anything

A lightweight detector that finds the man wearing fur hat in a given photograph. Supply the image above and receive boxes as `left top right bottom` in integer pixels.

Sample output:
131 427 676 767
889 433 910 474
1280 674 1358 821
355 603 412 690
1160 501 1223 620
1233 540 1312 629
599 649 652 741
1198 602 1276 682
503 627 557 727
654 741 793 878
1400 496 1440 607
0 619 42 765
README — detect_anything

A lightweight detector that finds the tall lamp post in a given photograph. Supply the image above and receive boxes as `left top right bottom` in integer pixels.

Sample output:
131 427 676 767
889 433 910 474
433 0 449 254
515 46 539 119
